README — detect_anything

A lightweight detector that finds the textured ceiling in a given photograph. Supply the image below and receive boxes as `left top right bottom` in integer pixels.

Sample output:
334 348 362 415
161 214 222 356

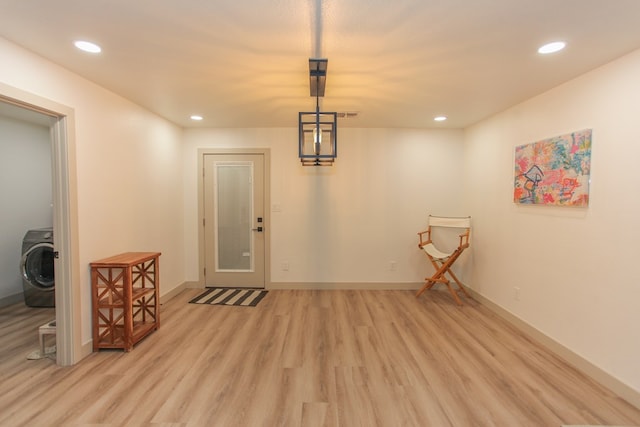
1 0 640 129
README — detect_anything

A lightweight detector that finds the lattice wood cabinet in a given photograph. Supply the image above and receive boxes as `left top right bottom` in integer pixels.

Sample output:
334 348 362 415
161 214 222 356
90 252 161 352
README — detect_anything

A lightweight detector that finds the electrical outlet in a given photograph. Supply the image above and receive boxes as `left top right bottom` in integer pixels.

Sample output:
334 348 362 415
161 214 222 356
390 261 397 271
514 287 521 301
281 261 289 271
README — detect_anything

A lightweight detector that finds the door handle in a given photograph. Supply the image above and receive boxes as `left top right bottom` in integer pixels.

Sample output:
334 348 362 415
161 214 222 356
252 226 263 232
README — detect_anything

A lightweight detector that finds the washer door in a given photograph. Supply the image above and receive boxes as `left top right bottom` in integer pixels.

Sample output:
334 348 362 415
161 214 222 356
21 242 55 291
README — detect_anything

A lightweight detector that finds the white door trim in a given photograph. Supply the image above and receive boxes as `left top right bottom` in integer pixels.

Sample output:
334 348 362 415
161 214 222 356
197 148 271 289
0 83 82 366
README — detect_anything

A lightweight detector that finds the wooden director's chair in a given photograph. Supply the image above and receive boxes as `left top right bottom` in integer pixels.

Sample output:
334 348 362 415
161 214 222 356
416 215 471 305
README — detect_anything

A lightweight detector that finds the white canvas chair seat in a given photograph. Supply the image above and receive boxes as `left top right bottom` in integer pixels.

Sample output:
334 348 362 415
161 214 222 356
421 243 451 261
417 215 471 305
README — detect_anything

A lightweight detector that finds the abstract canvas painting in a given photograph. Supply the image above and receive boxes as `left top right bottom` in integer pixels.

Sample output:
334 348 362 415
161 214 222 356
514 129 592 206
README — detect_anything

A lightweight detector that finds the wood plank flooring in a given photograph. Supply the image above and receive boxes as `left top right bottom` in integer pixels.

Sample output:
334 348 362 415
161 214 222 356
1 289 639 427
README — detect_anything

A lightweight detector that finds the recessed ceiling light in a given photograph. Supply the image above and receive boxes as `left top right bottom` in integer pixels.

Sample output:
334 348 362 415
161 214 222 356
538 41 566 54
434 116 447 122
190 115 203 121
74 40 102 53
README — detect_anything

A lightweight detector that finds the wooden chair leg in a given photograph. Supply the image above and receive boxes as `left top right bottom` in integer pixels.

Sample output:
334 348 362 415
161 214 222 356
416 259 450 297
420 276 465 305
417 250 471 305
416 280 433 297
445 269 471 298
446 283 463 306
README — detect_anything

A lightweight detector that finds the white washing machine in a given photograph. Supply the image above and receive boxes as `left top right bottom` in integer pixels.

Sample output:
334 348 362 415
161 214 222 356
21 228 55 307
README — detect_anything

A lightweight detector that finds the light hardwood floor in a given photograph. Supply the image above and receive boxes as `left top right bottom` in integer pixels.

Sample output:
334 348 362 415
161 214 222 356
1 289 639 427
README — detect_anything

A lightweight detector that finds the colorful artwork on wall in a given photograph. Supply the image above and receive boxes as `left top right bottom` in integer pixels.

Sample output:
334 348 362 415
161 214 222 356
514 129 592 206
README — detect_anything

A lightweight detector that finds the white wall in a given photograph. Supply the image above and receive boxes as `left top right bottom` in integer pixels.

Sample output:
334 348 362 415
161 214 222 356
463 48 640 392
5 31 637 397
183 127 466 285
0 37 185 345
0 115 52 301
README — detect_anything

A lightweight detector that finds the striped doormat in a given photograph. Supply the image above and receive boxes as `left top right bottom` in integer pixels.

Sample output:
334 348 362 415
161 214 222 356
189 287 268 307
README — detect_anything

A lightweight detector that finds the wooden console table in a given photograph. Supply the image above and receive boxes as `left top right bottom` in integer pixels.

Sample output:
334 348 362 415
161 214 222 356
90 252 161 352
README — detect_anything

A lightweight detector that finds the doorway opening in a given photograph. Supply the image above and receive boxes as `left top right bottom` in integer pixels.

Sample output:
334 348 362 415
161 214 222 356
0 83 81 366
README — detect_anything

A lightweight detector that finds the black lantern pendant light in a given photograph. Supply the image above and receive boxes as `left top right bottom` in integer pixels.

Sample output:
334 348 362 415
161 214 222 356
299 58 337 166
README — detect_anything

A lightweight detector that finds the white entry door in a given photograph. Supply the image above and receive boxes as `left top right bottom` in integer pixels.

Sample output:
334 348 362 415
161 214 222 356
203 153 265 288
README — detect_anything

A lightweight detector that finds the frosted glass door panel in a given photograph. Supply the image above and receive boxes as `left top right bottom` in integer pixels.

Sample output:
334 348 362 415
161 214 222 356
215 163 252 271
204 153 265 288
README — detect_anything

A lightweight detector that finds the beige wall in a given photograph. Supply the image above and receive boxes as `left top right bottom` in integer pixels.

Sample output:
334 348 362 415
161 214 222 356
182 127 466 285
0 38 185 345
463 48 640 392
2 32 639 396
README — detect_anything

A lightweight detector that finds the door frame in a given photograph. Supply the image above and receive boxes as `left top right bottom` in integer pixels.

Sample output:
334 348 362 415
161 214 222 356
0 83 82 366
197 148 271 289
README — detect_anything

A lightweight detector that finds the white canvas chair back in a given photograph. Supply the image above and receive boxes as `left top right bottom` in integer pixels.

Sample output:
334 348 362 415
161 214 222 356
423 216 471 259
428 215 471 229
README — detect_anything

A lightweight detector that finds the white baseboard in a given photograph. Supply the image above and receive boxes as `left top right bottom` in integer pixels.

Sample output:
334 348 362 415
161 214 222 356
80 340 93 360
184 281 205 288
0 292 24 307
178 281 421 291
466 287 640 410
268 282 422 291
160 281 191 304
